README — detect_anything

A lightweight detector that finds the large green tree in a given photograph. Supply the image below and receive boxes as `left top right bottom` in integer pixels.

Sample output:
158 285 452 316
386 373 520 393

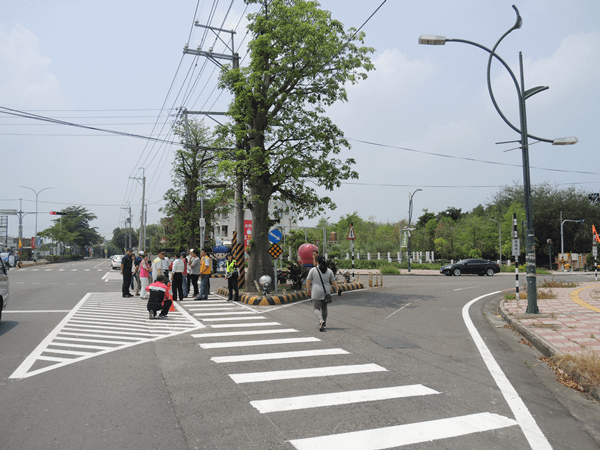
162 119 230 251
218 0 374 286
39 206 103 255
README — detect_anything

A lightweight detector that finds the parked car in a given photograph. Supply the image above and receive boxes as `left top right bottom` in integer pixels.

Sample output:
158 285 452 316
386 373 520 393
440 259 500 277
0 258 9 321
111 255 124 270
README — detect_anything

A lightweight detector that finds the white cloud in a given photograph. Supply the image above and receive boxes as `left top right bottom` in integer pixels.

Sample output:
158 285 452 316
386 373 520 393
0 24 63 108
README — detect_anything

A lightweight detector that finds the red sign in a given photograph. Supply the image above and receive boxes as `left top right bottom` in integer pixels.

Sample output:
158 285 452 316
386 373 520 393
347 223 356 240
31 237 36 249
244 220 252 250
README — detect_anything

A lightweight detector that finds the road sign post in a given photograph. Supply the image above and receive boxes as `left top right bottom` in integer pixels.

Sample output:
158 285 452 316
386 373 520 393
347 223 356 280
268 243 283 294
513 213 519 302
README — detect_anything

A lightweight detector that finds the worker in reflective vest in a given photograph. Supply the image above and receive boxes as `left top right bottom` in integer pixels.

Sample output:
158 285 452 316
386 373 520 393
226 252 239 302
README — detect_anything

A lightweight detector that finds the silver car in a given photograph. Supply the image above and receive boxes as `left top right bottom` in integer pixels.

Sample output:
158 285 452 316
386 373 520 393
0 258 9 321
111 255 124 270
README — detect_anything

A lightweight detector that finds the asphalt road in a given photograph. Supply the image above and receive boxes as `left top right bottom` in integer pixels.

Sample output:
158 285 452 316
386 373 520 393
1 261 599 449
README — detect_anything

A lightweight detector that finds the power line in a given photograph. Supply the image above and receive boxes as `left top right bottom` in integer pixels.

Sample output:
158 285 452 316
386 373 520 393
348 138 597 175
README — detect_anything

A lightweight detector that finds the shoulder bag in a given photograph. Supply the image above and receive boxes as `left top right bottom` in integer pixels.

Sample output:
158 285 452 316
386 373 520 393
316 268 333 303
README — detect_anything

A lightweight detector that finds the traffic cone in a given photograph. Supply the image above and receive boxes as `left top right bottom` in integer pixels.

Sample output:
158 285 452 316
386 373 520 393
167 283 176 312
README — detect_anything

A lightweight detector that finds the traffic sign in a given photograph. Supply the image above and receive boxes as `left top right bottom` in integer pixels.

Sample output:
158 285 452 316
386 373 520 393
268 228 282 244
268 243 283 259
347 223 356 240
512 239 520 257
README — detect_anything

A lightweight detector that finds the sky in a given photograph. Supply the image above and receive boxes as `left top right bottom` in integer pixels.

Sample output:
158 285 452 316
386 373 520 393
1 0 599 244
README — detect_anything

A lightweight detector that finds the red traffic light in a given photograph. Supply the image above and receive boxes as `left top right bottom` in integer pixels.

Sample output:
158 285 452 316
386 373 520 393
50 211 67 215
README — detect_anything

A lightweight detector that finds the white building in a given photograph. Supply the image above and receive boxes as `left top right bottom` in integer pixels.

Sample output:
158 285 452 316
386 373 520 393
213 200 299 246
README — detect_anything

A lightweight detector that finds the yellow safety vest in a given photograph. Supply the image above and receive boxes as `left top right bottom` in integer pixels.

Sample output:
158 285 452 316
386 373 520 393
227 259 237 273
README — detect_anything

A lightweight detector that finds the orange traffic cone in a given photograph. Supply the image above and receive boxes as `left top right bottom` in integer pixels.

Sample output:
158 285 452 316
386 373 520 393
167 283 176 312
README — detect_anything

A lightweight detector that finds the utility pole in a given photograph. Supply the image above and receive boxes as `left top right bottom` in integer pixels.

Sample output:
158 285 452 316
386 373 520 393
183 22 245 287
121 205 132 250
130 169 146 252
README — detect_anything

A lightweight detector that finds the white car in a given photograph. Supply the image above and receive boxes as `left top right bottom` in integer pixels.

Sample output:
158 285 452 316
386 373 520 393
0 258 9 321
111 255 124 270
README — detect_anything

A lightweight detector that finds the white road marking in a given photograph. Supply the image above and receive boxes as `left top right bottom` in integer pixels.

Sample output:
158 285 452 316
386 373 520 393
192 328 298 338
200 337 319 349
194 311 257 316
463 292 552 450
229 363 387 384
9 293 203 380
251 385 440 413
288 412 517 450
453 285 481 291
386 302 412 319
211 348 349 363
200 316 268 322
209 322 281 328
4 310 72 313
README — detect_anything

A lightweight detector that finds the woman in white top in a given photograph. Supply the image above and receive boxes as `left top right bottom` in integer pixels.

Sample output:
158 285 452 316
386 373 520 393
306 256 341 332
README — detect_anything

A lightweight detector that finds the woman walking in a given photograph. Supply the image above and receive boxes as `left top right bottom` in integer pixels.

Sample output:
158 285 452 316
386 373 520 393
306 256 341 332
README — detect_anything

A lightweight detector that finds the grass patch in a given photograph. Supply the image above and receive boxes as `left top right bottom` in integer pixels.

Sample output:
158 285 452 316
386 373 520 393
538 278 578 288
541 350 600 395
504 290 557 300
501 265 550 274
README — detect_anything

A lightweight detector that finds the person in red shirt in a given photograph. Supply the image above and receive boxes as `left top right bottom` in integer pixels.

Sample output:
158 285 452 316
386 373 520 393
146 275 172 319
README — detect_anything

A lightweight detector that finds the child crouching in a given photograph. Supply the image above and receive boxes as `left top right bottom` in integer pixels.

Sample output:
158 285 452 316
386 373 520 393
146 275 172 319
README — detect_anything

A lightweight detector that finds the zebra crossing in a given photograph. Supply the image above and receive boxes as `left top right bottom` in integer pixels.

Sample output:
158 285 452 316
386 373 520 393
185 296 520 449
9 292 204 380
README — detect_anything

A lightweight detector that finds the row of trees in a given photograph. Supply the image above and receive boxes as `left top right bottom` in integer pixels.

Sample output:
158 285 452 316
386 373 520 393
295 184 599 266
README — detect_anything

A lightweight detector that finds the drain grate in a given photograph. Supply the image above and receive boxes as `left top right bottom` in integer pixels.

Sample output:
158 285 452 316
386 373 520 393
369 335 419 349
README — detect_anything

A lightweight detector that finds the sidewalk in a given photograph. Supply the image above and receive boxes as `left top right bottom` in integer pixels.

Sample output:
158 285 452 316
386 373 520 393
500 281 600 358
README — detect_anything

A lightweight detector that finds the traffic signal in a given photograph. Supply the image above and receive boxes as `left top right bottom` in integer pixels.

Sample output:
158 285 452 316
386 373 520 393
50 211 67 215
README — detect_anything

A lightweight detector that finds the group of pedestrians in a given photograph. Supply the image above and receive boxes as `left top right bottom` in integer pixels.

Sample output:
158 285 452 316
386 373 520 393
119 247 241 319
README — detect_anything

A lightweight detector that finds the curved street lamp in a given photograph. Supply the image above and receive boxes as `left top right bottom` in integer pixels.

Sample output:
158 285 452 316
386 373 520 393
20 185 55 262
407 189 422 273
560 211 585 255
419 5 577 313
488 218 502 265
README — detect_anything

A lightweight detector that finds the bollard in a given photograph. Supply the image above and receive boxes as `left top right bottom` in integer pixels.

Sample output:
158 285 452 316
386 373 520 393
369 273 373 288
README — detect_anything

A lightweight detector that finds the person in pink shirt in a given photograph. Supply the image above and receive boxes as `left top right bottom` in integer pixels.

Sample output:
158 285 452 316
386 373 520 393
139 253 151 299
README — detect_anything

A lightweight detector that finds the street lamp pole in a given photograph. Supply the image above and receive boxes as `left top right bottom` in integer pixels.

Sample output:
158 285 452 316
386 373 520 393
488 218 502 265
20 185 55 262
560 210 585 255
419 5 577 314
407 189 422 273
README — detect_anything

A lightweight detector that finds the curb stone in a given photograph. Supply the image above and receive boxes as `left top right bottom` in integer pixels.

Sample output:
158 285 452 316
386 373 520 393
216 281 365 306
497 296 600 402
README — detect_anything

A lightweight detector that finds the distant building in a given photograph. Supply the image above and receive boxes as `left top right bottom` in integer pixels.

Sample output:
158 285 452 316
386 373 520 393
213 200 299 246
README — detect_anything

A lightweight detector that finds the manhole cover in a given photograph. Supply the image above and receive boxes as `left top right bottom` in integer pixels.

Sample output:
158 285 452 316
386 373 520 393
369 335 419 349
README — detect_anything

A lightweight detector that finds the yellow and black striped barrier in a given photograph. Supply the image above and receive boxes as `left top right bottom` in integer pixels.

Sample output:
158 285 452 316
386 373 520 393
216 281 365 306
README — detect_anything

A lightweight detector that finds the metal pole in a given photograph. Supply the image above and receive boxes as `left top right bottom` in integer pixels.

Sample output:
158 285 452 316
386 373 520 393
513 213 519 303
407 189 421 273
560 211 564 255
488 218 501 264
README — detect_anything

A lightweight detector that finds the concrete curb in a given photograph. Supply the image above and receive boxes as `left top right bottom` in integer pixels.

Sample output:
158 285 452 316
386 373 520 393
497 296 600 402
216 281 365 306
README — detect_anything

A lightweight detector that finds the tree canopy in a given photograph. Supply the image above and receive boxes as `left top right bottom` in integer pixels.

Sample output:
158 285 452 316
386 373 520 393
39 206 103 255
218 0 374 285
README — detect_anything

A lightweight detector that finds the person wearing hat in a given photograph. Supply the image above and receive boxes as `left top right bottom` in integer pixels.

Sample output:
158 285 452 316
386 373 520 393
120 248 134 298
226 252 239 301
170 252 186 302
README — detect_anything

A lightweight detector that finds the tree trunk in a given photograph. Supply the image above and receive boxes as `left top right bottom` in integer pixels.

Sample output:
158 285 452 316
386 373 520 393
247 180 273 290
